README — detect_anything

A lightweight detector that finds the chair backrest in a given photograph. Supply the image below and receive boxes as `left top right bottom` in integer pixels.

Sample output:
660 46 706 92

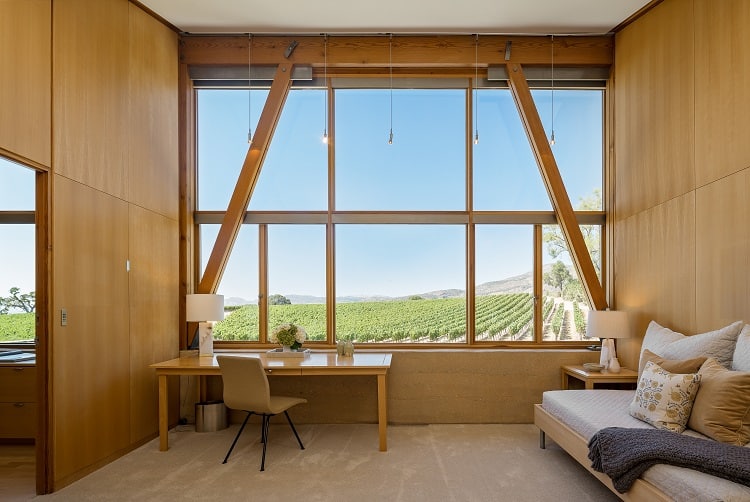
217 355 272 413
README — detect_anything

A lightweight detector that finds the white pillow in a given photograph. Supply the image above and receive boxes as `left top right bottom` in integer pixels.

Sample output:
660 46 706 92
732 324 750 372
638 320 744 375
629 361 701 433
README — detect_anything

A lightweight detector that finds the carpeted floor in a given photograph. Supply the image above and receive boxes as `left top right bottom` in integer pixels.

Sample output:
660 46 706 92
34 423 619 501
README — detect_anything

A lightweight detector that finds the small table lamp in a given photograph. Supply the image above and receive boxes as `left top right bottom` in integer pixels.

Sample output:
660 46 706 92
585 310 631 372
186 294 224 357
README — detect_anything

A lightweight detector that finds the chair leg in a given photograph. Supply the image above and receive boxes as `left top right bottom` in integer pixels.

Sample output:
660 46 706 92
223 412 252 464
260 415 270 471
284 410 305 450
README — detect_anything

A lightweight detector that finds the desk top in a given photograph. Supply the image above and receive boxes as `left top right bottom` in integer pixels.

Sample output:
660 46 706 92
151 351 392 375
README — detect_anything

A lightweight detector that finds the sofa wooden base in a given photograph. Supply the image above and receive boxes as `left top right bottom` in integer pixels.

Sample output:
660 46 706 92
534 404 670 502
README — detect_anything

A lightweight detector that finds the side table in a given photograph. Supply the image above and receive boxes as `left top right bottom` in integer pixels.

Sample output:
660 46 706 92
561 365 638 390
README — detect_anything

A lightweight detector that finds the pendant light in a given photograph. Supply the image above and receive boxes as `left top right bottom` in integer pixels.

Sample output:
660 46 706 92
388 34 394 145
322 34 329 144
549 34 555 147
248 34 253 145
474 34 479 145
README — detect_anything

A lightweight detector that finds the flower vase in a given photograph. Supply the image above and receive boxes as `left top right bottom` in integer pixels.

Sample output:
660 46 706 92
282 345 291 352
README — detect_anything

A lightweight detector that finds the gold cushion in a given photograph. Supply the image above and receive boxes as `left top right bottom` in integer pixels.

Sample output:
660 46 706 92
638 349 707 377
629 361 701 433
688 358 750 445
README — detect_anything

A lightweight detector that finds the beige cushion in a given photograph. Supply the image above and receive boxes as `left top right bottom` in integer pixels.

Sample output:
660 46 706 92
732 324 750 372
638 320 744 376
629 361 701 433
638 349 706 377
688 358 750 445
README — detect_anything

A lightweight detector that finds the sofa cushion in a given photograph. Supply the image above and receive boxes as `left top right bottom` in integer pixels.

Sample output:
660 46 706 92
629 361 701 433
732 324 750 372
638 320 744 376
688 358 750 445
639 349 706 376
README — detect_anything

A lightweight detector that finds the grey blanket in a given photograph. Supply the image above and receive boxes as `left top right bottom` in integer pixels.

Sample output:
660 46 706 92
587 427 750 493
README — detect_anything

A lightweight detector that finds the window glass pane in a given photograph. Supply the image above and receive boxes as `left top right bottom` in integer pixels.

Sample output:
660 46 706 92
197 89 268 210
267 225 326 342
533 89 603 210
0 158 35 342
336 225 466 343
0 226 35 341
249 90 327 210
474 225 534 341
541 224 601 342
203 224 260 341
335 89 465 210
473 89 551 210
0 157 34 210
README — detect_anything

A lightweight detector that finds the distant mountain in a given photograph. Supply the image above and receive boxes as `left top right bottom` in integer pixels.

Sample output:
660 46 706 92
223 269 547 305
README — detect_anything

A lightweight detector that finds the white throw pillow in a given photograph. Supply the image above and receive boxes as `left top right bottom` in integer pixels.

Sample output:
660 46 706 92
629 361 701 433
638 320 744 376
732 324 750 372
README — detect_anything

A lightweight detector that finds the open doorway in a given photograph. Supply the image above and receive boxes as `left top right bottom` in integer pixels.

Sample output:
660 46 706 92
0 156 47 497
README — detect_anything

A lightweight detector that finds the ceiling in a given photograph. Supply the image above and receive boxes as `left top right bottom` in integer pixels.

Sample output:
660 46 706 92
138 0 653 35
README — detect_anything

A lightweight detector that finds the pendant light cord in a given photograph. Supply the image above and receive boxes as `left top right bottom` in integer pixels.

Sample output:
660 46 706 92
550 34 555 146
388 34 393 144
248 34 253 144
323 34 328 143
474 34 479 145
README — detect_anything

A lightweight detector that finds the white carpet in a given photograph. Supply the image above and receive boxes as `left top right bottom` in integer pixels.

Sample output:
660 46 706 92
35 423 619 501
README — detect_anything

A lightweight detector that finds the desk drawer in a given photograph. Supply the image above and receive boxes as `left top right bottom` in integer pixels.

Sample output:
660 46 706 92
0 402 37 438
0 366 36 401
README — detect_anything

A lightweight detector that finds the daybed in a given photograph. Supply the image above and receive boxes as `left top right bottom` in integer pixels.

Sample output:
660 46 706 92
535 321 750 502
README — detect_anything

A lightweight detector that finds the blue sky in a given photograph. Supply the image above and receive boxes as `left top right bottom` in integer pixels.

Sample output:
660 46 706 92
0 158 35 297
198 86 602 301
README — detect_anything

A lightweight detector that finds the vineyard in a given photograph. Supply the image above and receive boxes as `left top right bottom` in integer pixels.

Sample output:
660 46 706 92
213 293 589 343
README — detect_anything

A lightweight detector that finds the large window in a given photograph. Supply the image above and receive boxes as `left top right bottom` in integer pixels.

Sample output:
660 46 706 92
0 157 36 343
195 78 604 347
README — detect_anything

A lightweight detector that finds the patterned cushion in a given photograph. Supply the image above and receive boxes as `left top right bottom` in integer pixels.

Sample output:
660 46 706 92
638 320 744 376
629 361 702 433
732 324 750 372
688 358 750 445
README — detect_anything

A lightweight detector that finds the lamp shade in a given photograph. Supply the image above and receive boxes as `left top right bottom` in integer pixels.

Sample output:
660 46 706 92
585 310 631 339
186 294 224 322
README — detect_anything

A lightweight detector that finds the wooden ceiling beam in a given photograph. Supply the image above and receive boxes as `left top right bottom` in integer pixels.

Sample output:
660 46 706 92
180 34 613 67
197 63 293 294
505 62 608 311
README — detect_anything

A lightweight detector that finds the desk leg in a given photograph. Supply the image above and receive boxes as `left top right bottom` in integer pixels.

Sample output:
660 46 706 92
158 374 169 451
377 373 387 452
585 381 594 390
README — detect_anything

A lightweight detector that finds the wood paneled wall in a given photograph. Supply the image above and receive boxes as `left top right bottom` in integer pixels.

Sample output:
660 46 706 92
0 0 51 167
613 0 750 367
48 0 179 489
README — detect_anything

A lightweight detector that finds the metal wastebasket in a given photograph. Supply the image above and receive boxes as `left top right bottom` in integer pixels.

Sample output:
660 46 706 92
195 400 228 432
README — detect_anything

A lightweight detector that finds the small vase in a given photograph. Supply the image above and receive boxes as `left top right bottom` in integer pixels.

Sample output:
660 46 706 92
282 345 291 352
609 357 621 373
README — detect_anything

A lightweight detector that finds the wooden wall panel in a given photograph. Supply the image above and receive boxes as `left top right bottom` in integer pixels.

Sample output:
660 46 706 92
613 0 695 220
694 0 750 187
128 205 179 444
52 176 130 483
695 169 750 331
128 4 179 219
613 194 696 370
0 0 51 166
53 0 129 197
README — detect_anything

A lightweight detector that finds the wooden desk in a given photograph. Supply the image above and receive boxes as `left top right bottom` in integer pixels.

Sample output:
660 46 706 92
151 352 393 452
561 365 638 389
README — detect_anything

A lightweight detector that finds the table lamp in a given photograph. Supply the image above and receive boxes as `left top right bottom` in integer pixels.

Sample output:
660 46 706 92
585 310 631 372
186 294 224 357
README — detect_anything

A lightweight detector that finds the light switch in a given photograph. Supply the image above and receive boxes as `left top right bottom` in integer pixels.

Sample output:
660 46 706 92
61 308 67 326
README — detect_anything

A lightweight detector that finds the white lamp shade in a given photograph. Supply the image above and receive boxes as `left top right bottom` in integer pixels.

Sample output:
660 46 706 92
586 310 631 339
186 294 224 322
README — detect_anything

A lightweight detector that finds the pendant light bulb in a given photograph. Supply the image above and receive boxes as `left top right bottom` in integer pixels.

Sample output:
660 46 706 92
549 131 556 147
388 129 393 145
322 130 328 144
474 131 479 145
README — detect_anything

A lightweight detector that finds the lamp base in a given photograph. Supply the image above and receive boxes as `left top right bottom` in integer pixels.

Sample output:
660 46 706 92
198 322 214 357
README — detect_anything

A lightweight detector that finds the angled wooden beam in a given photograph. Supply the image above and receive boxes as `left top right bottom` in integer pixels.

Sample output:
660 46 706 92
506 62 608 311
198 63 293 293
